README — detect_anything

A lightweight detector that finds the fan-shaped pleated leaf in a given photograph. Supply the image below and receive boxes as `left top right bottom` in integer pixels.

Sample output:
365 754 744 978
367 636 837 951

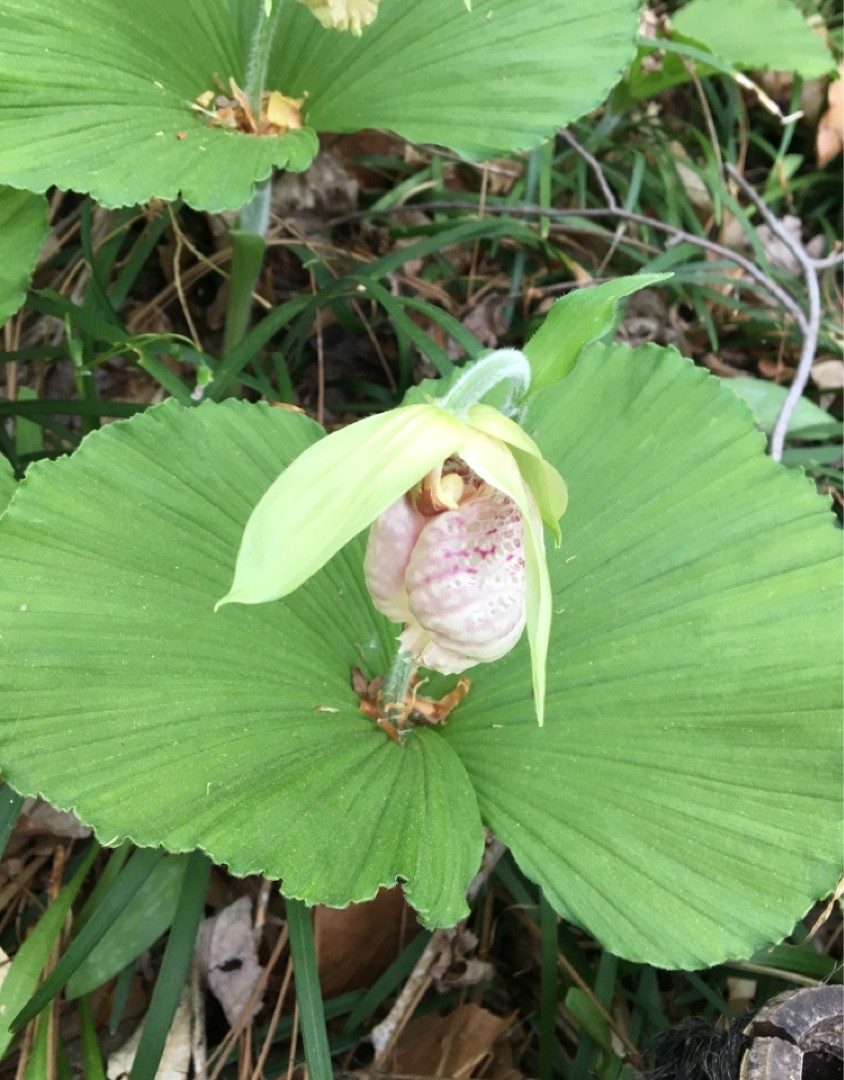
0 456 14 514
270 0 639 156
443 342 842 967
0 187 48 326
0 401 483 929
0 343 839 963
672 0 835 80
0 0 638 209
0 0 317 211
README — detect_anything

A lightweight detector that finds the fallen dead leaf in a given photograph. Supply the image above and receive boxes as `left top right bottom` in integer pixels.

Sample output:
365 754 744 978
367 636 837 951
316 887 418 999
758 357 796 382
107 985 191 1079
816 62 844 167
431 926 494 992
19 797 92 840
811 358 844 390
195 896 264 1025
669 141 712 214
457 297 507 351
391 1003 516 1078
486 1039 525 1080
755 215 804 275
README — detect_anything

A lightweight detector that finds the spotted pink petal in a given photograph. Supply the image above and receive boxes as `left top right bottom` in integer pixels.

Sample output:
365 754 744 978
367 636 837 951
363 494 427 624
401 485 526 673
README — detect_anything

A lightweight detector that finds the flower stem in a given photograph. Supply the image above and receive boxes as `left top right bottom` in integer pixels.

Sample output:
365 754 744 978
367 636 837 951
217 1 283 380
438 348 532 417
381 649 417 729
245 0 284 111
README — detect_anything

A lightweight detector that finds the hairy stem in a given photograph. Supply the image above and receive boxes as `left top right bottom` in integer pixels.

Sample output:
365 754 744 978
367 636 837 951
245 0 284 111
381 649 417 729
216 1 284 381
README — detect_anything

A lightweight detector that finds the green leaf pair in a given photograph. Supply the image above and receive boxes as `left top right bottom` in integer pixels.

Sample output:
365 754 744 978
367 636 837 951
0 337 840 966
0 0 639 213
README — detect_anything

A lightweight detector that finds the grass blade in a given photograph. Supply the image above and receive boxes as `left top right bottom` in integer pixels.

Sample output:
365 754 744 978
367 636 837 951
0 785 25 862
11 847 164 1032
128 849 210 1080
287 897 333 1080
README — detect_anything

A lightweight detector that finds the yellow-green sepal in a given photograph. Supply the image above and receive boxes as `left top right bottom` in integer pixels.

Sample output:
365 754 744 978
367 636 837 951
460 428 552 726
217 404 465 608
467 403 567 543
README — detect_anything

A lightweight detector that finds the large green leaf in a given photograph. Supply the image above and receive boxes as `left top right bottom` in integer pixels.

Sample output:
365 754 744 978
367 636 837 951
271 0 639 157
0 343 839 964
0 401 483 929
0 187 48 326
0 0 638 210
627 0 835 102
672 0 834 80
0 457 16 515
444 342 842 967
0 1 318 211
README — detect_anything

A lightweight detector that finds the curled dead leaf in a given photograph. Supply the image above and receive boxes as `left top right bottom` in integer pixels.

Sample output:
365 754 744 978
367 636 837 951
192 76 305 136
810 359 844 390
108 986 191 1079
194 896 264 1026
816 62 844 167
392 1003 517 1079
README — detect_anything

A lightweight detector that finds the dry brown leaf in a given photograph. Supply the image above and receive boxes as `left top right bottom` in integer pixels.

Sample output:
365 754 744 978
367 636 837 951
391 1003 516 1079
811 358 844 390
816 63 844 167
758 357 796 382
755 215 804 275
315 887 418 999
668 141 712 213
19 797 92 840
272 150 359 221
431 926 494 992
458 297 507 351
486 1042 525 1080
107 986 191 1079
194 896 264 1025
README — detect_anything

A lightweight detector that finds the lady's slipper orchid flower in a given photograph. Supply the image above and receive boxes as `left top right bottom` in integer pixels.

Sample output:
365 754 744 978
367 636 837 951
217 350 567 724
364 459 531 674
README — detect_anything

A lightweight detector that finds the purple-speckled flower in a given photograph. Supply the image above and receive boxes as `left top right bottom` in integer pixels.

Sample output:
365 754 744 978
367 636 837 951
365 459 534 674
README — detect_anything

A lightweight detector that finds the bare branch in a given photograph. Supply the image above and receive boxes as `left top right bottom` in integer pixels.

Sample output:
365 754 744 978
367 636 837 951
726 165 836 461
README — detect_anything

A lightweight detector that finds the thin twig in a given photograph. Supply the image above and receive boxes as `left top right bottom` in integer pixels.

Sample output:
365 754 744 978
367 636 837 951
726 164 841 461
558 129 619 210
331 198 809 330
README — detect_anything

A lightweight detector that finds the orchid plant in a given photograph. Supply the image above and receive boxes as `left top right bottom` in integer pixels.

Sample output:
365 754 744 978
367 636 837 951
0 280 840 971
0 0 841 1026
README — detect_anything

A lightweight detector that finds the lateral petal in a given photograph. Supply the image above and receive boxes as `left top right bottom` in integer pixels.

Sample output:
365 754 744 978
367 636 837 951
460 430 552 725
218 405 465 607
467 404 567 542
